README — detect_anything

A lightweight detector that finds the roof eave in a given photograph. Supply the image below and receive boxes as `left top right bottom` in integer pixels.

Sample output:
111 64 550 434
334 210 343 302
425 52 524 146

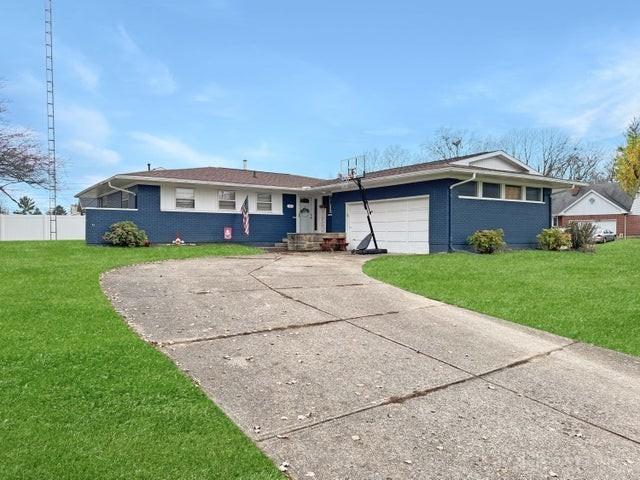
306 166 585 192
76 174 320 197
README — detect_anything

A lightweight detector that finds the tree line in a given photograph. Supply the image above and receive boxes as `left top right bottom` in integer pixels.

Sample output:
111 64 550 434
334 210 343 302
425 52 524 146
366 126 618 183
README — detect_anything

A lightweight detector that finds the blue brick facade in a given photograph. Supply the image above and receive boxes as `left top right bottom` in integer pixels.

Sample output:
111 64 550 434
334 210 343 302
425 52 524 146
329 179 453 253
450 187 552 249
86 184 296 245
86 181 551 250
328 180 551 252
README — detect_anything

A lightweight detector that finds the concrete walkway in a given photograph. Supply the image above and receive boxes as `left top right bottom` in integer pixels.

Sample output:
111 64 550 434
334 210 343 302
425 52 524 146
102 253 640 479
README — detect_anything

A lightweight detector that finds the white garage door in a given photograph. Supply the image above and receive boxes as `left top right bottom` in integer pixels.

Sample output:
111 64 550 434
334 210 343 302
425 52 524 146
590 219 617 233
346 196 429 254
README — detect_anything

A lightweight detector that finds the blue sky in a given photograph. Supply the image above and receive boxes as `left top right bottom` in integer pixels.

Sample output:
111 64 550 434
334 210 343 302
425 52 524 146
1 0 639 209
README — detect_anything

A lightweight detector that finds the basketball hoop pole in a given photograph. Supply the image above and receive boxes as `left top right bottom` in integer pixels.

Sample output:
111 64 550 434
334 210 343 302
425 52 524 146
351 177 380 250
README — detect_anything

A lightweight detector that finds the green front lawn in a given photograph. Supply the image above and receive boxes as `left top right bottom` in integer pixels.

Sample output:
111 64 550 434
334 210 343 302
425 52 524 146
364 239 640 357
0 241 282 479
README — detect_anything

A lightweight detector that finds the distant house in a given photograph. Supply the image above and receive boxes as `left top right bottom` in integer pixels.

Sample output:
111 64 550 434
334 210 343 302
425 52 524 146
552 183 640 237
76 151 576 253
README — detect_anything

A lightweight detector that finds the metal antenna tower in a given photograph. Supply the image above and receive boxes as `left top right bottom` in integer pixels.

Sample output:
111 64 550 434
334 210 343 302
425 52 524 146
45 0 58 239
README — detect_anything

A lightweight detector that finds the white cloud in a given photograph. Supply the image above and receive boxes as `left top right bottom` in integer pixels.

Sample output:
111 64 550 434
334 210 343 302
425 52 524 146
67 140 121 165
363 126 413 137
58 105 120 165
58 105 111 144
240 141 274 159
69 58 100 91
192 83 228 103
129 131 227 166
116 25 177 95
512 42 640 139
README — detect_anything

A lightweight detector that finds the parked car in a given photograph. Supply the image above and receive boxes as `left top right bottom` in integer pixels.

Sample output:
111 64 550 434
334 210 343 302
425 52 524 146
594 229 616 243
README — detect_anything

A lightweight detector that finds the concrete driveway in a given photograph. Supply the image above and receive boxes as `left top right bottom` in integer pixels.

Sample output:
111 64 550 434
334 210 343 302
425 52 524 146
102 253 640 479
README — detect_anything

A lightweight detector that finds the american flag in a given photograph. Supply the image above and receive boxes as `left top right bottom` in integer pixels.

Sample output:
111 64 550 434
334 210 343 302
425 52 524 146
240 195 250 235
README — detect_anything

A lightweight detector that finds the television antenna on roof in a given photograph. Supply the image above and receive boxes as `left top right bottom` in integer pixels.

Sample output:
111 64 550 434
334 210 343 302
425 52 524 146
44 0 58 239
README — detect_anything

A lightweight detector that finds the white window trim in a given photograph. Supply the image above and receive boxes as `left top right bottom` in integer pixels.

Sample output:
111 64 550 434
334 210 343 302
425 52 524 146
175 187 196 209
158 184 285 214
217 190 237 211
459 182 545 204
256 193 273 212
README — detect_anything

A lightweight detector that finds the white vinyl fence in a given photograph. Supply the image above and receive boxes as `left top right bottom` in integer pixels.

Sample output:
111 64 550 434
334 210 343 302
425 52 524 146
0 215 85 241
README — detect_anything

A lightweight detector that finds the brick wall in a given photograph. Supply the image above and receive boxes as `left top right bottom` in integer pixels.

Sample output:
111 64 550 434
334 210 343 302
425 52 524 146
451 188 552 249
329 180 551 252
86 184 296 244
557 213 640 236
329 179 452 252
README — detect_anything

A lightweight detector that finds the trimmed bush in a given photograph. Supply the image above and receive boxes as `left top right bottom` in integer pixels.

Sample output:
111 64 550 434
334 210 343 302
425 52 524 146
566 221 596 251
537 227 571 251
103 221 148 247
467 229 506 254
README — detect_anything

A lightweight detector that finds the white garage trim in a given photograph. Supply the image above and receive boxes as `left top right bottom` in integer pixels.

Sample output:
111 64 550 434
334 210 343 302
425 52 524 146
345 195 429 254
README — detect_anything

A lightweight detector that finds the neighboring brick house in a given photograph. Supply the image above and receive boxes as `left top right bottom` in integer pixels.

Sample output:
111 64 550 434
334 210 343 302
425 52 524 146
552 183 640 237
77 151 577 253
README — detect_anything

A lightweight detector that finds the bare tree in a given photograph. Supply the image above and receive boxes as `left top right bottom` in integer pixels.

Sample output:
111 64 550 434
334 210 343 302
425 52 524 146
421 127 494 160
0 93 49 206
364 144 415 171
496 128 576 177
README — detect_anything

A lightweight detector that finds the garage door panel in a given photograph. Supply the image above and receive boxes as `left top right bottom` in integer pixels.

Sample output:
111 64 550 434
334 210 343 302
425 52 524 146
346 197 429 254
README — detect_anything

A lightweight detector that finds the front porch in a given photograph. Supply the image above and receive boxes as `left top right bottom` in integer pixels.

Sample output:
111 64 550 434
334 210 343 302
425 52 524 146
282 232 347 252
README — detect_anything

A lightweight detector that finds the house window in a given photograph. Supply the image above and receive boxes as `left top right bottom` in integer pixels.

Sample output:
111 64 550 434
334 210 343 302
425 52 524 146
175 188 195 209
256 193 272 211
482 182 501 199
505 185 522 200
218 190 236 210
122 192 129 209
526 187 542 202
457 181 478 197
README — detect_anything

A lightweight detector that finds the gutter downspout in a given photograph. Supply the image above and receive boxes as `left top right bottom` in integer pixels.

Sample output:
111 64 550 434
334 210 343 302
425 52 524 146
108 181 137 197
107 182 137 209
448 174 476 252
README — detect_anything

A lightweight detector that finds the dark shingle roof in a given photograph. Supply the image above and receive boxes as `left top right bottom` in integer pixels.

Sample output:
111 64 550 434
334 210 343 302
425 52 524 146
552 183 633 214
313 152 496 187
122 152 497 189
123 166 326 189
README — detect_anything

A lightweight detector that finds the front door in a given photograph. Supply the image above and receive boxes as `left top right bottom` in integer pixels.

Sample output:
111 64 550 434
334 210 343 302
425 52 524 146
299 197 313 233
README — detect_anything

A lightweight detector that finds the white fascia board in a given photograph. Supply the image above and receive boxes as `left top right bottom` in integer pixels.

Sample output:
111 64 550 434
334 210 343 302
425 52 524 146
557 189 629 216
457 150 541 175
76 174 305 197
308 167 582 193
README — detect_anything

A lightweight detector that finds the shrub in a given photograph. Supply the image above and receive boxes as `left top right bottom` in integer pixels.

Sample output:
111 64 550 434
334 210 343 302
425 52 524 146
537 227 571 251
566 221 596 250
103 221 148 247
467 229 506 254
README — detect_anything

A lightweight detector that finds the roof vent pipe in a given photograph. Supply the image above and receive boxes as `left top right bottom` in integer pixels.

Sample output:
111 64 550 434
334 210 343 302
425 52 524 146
243 159 248 170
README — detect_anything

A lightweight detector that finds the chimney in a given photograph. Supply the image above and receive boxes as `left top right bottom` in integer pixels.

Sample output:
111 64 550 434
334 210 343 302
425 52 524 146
147 163 151 171
570 185 581 196
242 159 248 170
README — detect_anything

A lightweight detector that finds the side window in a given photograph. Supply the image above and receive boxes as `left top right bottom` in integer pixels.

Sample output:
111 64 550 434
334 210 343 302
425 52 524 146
218 190 236 210
505 185 522 200
121 192 129 209
457 181 478 197
481 182 501 199
175 188 195 209
526 187 542 202
256 193 272 211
